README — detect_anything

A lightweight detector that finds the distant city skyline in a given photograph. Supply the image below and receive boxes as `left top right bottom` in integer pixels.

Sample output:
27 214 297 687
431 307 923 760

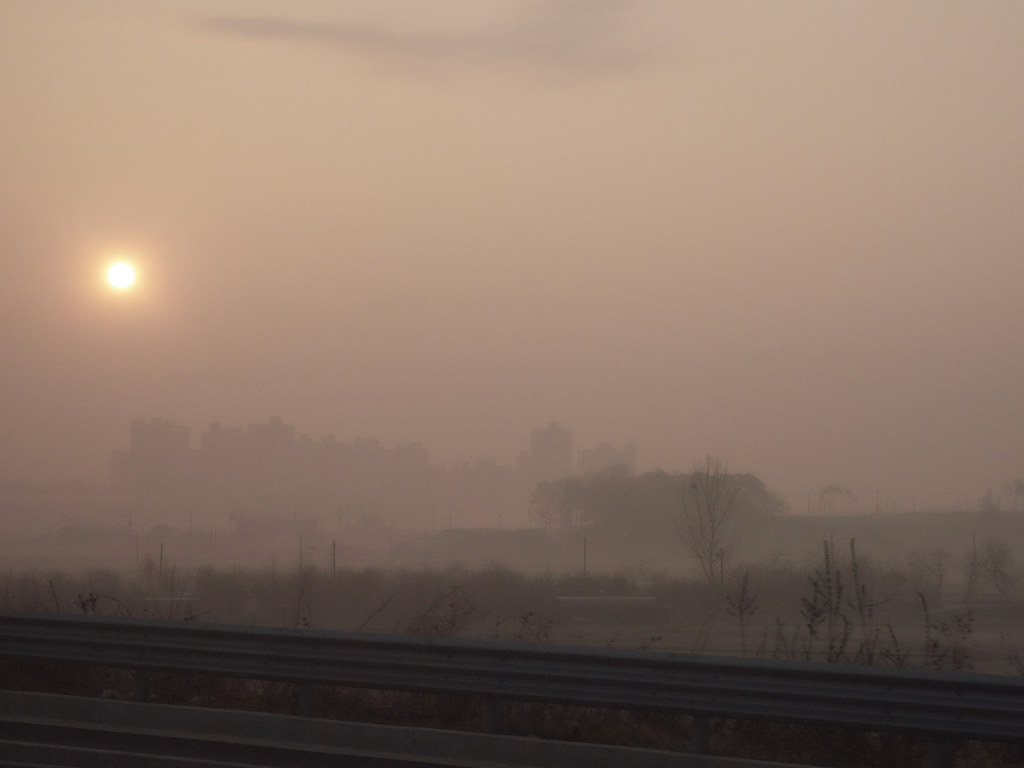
109 416 641 529
112 415 637 476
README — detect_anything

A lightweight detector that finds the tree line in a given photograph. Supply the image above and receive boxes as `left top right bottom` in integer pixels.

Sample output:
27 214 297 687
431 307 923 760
529 458 786 582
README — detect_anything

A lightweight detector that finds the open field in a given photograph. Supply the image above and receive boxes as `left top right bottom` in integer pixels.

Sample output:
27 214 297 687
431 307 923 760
3 501 1024 673
2 536 1024 674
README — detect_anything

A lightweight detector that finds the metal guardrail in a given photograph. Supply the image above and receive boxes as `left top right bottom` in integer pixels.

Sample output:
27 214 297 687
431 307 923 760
0 690 776 768
0 611 1022 764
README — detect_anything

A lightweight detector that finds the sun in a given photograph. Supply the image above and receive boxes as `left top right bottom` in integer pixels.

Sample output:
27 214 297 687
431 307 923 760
107 262 135 290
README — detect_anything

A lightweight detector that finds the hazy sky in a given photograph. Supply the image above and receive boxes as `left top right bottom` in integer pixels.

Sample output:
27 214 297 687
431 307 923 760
3 1 1023 510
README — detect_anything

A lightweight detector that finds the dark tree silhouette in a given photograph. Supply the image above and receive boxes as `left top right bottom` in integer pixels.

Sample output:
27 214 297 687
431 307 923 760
675 456 740 584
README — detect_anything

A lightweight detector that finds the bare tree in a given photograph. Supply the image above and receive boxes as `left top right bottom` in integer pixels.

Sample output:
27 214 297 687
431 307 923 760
907 548 951 606
1002 479 1024 514
675 456 740 584
979 539 1015 604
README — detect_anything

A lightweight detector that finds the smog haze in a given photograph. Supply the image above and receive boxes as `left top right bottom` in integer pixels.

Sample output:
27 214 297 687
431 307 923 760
3 1 1024 509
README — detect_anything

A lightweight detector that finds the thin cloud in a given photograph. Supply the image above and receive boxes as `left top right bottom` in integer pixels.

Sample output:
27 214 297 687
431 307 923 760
199 1 651 77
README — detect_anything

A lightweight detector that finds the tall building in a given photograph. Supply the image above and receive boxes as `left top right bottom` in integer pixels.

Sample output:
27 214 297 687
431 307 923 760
578 442 636 475
519 421 572 483
110 418 192 511
112 417 444 525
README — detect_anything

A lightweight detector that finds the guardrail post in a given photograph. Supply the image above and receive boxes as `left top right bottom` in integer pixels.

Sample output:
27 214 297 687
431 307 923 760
689 715 710 754
928 735 952 768
294 683 316 717
481 697 502 733
132 669 150 702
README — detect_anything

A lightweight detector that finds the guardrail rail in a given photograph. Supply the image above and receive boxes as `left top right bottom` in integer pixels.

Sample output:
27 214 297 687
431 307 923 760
1 611 1022 766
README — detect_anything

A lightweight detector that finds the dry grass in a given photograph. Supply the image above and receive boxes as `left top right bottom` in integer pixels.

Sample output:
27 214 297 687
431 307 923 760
2 545 1024 766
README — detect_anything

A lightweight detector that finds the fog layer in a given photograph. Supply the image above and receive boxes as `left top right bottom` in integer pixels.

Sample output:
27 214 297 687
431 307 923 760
3 2 1023 507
